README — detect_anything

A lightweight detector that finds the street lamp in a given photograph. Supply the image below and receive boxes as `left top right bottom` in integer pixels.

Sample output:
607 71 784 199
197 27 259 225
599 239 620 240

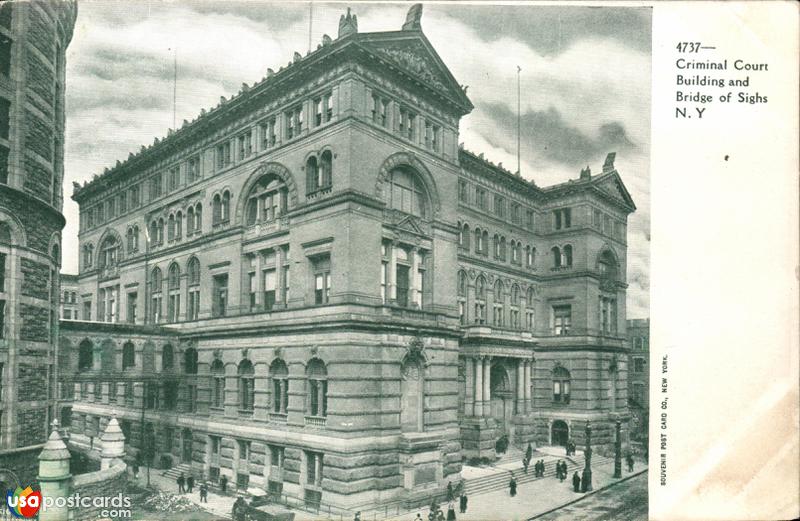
581 422 593 492
613 420 622 478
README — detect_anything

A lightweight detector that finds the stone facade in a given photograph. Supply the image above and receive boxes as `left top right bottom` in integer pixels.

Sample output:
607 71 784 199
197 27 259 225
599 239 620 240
0 0 76 475
59 273 79 320
63 5 635 510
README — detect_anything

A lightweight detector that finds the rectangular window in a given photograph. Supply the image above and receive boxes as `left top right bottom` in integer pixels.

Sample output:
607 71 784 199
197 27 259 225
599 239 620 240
458 180 468 202
476 187 486 210
187 156 200 183
130 185 140 207
305 451 323 487
553 305 572 335
554 208 572 230
238 131 252 160
0 252 5 292
0 144 8 184
0 34 10 77
314 97 323 127
212 274 228 317
0 97 9 140
593 209 602 228
395 264 410 308
126 292 137 323
150 174 162 199
634 358 645 373
494 195 505 218
83 300 91 320
285 106 302 139
168 166 180 191
216 141 231 170
263 269 276 310
261 118 277 149
118 193 127 214
312 255 331 305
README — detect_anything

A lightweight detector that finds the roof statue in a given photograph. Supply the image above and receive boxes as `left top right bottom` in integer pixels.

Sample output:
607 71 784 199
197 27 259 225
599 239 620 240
338 8 358 38
402 4 423 31
603 152 617 173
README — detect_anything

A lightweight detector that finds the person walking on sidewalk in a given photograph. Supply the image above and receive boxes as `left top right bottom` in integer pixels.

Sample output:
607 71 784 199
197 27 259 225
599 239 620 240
572 471 581 492
199 482 208 503
446 503 456 521
459 493 468 514
626 453 635 472
187 475 194 493
509 477 517 497
526 442 533 463
177 472 185 494
219 474 228 493
523 456 529 474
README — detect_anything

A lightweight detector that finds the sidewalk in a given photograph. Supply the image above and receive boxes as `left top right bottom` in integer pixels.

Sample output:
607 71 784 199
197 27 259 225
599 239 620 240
130 467 236 520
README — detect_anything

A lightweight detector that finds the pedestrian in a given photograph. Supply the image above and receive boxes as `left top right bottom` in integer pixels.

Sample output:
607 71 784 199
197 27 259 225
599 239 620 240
232 496 246 521
446 503 456 521
560 461 567 482
573 471 581 492
354 511 361 521
219 474 228 493
446 481 454 502
459 493 468 514
626 453 634 472
525 442 533 463
509 477 517 497
415 514 423 521
132 461 139 479
177 472 185 494
187 475 194 493
523 456 529 474
537 460 544 477
437 510 445 521
199 482 208 503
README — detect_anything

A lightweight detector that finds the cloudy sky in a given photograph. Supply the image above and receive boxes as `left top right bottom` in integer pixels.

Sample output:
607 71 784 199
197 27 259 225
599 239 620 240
62 1 651 318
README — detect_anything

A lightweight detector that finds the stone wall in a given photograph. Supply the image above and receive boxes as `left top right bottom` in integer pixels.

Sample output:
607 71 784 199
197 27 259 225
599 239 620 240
72 462 128 521
0 446 43 485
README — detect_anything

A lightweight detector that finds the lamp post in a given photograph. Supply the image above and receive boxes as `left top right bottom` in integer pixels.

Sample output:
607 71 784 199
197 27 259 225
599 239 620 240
613 420 622 478
581 422 593 492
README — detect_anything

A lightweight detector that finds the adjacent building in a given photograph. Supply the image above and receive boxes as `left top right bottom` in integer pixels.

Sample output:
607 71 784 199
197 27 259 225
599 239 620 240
0 0 77 483
61 5 636 509
627 318 649 444
60 272 78 319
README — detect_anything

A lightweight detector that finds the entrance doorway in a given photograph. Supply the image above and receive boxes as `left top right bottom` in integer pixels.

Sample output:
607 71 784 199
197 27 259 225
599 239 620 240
490 364 512 436
182 428 193 463
396 265 410 308
551 420 569 446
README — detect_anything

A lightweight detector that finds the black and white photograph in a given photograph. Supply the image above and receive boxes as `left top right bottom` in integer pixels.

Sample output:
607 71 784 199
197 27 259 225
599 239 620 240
9 1 795 520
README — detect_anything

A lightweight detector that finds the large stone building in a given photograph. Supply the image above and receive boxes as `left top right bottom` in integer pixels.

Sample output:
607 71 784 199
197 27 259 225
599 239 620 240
627 318 649 445
60 272 78 319
61 6 635 509
0 0 76 483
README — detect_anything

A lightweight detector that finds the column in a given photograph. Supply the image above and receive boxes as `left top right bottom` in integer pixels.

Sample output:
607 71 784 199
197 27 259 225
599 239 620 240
524 360 532 413
516 360 524 415
410 247 420 307
482 357 492 417
464 357 474 417
473 357 483 417
389 243 398 301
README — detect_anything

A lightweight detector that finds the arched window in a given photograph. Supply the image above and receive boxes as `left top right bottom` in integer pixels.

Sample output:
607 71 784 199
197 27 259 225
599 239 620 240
151 267 163 323
149 221 158 247
210 359 225 408
127 228 134 252
387 167 428 218
320 150 332 188
493 280 505 327
553 367 571 404
457 270 467 324
270 359 289 415
99 235 120 269
493 234 500 258
500 236 507 260
526 245 535 268
510 240 519 264
461 223 470 250
563 245 573 267
552 246 561 268
598 250 618 281
526 286 536 331
222 190 231 222
175 211 183 240
162 344 174 371
187 257 200 321
122 341 135 370
167 263 181 323
306 359 328 417
400 353 424 432
194 203 202 233
184 348 198 374
78 339 93 371
238 359 255 412
168 214 176 241
511 284 520 306
0 222 11 244
157 218 164 245
474 275 486 324
246 174 288 225
474 227 482 254
187 206 195 235
482 230 489 255
510 284 520 329
306 156 319 193
212 194 222 224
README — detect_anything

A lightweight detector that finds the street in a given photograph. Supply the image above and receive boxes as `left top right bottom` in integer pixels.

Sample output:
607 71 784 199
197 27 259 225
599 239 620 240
532 471 648 521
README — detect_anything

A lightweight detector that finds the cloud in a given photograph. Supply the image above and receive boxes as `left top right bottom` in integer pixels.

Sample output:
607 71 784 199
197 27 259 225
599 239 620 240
60 3 651 318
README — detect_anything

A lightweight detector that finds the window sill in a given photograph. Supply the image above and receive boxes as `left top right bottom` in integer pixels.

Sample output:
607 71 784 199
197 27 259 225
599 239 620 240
238 409 254 416
269 412 288 423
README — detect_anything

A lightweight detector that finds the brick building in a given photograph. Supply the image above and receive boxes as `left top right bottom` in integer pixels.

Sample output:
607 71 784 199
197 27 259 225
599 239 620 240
0 0 77 483
61 6 635 509
627 318 649 444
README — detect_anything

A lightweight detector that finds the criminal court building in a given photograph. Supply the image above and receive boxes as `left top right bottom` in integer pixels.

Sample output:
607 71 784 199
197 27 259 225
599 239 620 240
61 5 636 509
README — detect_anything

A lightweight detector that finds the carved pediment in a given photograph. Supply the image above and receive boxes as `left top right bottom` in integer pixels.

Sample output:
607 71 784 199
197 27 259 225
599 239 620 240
372 42 447 92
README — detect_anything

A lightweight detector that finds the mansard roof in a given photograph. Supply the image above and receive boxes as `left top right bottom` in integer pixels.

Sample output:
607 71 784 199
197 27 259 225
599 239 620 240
72 5 472 203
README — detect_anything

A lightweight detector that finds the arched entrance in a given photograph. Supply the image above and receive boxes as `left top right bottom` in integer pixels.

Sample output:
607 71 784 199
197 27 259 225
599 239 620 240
181 428 193 463
551 420 569 447
490 364 512 435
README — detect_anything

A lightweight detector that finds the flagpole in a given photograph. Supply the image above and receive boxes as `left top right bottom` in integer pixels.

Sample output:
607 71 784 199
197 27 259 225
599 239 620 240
517 65 521 176
172 47 177 130
308 2 313 54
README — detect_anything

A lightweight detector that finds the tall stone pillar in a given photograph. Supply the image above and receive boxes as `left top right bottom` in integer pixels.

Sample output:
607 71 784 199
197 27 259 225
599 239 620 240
473 357 483 417
482 357 492 417
464 357 474 417
524 360 532 412
38 420 71 521
100 417 126 470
